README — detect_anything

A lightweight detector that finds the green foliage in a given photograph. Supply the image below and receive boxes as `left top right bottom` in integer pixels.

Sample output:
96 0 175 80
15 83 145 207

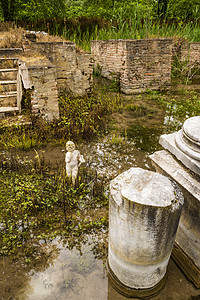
125 104 156 117
145 90 200 132
0 86 121 151
167 0 199 21
0 126 39 151
0 0 66 21
57 92 118 140
164 95 200 131
157 0 168 19
2 0 197 53
54 16 200 51
110 132 127 146
0 157 108 258
0 0 15 21
93 64 102 77
10 0 198 23
108 78 120 92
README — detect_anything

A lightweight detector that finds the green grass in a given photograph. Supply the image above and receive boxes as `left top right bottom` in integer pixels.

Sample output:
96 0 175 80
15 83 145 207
12 12 200 52
64 19 200 52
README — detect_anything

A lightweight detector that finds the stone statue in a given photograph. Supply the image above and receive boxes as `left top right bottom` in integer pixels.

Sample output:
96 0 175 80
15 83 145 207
65 141 85 185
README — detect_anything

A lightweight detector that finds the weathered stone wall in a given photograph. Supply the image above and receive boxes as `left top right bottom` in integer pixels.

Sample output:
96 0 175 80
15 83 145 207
30 42 93 96
0 48 23 57
76 53 94 95
91 39 172 93
174 41 200 66
19 63 59 121
91 40 126 79
29 65 59 121
0 35 93 120
189 43 200 65
122 39 172 93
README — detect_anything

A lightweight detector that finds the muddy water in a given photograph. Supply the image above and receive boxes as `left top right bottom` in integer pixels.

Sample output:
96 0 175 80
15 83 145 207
1 138 200 300
26 237 108 300
1 92 200 299
1 235 199 300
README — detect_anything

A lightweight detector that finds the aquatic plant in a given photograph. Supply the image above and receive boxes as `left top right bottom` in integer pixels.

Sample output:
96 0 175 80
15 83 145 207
0 155 108 261
57 91 121 140
0 87 121 151
125 103 156 118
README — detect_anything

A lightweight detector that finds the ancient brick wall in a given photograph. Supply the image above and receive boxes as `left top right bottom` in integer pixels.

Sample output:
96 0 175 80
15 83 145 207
189 43 200 65
31 42 93 96
19 63 59 121
91 40 126 79
0 48 23 57
91 39 172 93
122 39 172 93
28 65 59 121
174 41 200 66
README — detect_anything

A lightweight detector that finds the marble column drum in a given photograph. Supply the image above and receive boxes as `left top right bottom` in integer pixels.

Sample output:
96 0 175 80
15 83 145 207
108 167 184 298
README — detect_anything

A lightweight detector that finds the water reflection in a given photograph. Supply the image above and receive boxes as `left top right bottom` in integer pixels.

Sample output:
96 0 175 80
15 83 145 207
27 237 108 300
1 234 199 300
0 242 60 300
82 135 153 183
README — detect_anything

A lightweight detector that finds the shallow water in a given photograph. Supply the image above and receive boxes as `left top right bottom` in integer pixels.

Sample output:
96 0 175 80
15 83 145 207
1 90 200 299
27 237 107 300
1 233 199 300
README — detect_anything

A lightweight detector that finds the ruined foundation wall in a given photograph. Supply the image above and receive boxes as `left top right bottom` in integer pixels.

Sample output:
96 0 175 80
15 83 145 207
91 40 126 79
177 41 200 65
189 43 200 65
23 64 59 121
121 39 172 93
0 48 23 57
91 39 172 93
31 42 93 96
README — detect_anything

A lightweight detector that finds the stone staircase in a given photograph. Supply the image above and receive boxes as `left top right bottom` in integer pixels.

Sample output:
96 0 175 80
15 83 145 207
0 57 19 117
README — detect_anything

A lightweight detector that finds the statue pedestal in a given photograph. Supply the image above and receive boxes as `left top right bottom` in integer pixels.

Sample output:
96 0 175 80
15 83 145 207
150 116 200 288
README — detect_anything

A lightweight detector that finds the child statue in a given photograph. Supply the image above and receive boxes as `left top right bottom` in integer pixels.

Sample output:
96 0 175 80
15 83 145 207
65 141 85 185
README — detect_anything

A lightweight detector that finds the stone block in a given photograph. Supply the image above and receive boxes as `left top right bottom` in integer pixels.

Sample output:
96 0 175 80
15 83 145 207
159 117 200 175
150 150 200 288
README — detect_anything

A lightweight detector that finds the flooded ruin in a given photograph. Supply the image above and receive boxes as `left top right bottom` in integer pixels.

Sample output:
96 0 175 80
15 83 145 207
0 87 200 300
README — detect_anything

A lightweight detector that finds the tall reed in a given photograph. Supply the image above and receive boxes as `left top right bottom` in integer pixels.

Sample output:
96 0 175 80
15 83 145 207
14 11 200 52
64 18 200 51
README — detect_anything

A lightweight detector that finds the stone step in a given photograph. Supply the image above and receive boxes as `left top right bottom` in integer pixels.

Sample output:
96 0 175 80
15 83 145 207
0 48 23 57
0 91 17 97
0 58 18 69
0 68 18 80
0 92 17 107
0 80 17 92
0 106 19 118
